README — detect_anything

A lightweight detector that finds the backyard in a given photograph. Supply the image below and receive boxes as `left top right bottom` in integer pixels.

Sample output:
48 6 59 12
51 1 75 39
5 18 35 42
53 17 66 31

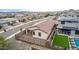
52 34 69 49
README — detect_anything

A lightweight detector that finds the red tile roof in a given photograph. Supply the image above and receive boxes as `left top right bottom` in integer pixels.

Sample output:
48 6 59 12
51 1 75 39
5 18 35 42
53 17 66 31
32 19 57 33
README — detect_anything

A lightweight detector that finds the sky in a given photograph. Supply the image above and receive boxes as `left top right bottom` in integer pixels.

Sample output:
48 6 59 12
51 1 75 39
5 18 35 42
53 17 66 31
0 0 79 11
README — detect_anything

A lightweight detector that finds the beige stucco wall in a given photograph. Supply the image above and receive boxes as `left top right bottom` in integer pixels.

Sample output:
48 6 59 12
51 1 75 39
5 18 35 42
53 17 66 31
32 30 48 39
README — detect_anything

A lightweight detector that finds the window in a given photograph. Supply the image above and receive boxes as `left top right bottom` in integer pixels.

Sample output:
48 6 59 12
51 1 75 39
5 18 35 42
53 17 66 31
68 21 72 23
38 32 41 36
33 31 35 35
75 30 79 35
61 21 65 24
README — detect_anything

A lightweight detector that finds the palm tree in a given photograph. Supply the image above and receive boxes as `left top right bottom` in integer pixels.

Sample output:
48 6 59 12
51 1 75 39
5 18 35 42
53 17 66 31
0 36 8 50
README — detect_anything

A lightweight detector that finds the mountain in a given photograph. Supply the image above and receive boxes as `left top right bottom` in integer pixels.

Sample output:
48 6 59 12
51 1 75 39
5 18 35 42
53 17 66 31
0 9 26 12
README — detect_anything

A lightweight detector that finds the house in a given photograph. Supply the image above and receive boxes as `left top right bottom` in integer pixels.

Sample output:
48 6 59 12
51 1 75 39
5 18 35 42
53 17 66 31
15 14 26 22
0 18 19 26
15 17 57 49
57 17 79 36
0 20 8 26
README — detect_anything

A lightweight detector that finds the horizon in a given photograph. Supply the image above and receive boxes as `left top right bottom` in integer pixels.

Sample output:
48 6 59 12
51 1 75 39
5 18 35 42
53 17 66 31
0 9 78 12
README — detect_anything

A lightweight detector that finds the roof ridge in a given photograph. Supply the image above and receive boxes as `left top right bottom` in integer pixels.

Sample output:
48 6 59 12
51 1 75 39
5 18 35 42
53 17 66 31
32 19 47 26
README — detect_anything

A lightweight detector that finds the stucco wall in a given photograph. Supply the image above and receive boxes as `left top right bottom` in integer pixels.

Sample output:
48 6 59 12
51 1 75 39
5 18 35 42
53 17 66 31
32 30 48 39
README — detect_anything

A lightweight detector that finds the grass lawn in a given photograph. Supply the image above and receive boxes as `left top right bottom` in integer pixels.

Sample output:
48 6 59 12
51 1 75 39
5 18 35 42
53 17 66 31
52 34 69 49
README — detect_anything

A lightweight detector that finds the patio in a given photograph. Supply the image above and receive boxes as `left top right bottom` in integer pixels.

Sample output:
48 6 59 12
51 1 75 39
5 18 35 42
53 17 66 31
15 30 50 47
58 29 71 35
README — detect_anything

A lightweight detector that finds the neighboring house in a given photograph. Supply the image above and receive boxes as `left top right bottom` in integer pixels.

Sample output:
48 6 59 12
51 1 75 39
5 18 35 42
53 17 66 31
15 14 26 22
0 18 19 26
0 20 8 26
15 14 31 22
15 17 57 49
57 17 79 36
60 12 77 17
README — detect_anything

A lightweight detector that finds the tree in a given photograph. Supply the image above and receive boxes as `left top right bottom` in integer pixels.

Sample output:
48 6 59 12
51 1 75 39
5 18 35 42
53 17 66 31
0 25 2 29
0 36 8 50
22 19 26 22
44 13 49 17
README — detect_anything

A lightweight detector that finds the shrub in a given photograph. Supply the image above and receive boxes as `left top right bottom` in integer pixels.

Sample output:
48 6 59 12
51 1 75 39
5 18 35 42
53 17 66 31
0 36 8 50
0 26 2 29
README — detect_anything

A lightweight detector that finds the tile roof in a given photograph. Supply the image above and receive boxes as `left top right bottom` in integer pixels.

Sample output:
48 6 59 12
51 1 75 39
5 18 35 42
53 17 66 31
31 19 57 33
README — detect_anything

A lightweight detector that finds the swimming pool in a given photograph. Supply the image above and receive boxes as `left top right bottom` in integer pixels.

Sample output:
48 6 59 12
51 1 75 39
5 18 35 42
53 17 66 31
74 38 79 48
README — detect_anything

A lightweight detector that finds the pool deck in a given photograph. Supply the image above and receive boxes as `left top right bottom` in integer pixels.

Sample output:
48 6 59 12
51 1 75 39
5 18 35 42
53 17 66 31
68 37 72 50
69 36 79 50
74 39 79 48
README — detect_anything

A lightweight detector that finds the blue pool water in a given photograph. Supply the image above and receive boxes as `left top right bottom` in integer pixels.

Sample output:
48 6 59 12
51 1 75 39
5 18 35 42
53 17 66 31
74 38 79 48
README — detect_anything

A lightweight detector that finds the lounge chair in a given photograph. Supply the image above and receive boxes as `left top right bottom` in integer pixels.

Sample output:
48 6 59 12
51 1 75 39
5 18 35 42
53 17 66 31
72 45 76 47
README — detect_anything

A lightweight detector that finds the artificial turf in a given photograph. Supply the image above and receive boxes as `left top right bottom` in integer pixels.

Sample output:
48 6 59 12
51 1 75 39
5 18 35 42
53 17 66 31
53 34 69 48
